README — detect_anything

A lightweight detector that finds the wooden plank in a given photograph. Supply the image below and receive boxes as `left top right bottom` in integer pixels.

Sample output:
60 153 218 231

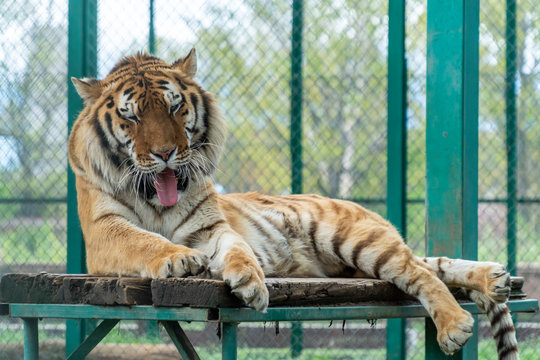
63 277 152 305
152 277 527 308
1 274 527 307
0 273 66 304
0 274 151 305
152 278 242 308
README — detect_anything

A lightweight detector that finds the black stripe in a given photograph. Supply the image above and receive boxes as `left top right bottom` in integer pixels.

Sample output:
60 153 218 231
491 307 509 326
225 201 276 267
404 274 422 297
115 80 128 93
91 162 105 180
331 224 351 264
106 95 115 108
498 345 518 358
373 249 395 279
201 92 211 129
308 216 320 257
105 112 122 146
94 213 120 224
92 115 121 167
493 324 514 341
190 92 199 129
172 193 212 234
184 220 226 248
174 76 188 90
123 87 134 95
262 212 294 256
352 228 385 269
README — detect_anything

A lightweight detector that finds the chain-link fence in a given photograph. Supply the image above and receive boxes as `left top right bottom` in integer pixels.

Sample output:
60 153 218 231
1 0 538 359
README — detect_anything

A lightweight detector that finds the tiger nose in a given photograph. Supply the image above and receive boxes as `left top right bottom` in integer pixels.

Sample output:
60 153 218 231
151 147 176 161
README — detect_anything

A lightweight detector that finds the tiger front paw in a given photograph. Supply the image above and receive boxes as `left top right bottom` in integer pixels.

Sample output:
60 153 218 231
222 249 269 312
147 245 208 278
436 309 474 355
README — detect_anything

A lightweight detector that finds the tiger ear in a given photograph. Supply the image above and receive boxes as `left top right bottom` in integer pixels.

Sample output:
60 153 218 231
172 48 197 78
71 77 103 105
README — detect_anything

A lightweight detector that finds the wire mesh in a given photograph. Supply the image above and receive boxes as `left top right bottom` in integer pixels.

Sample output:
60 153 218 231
0 0 538 359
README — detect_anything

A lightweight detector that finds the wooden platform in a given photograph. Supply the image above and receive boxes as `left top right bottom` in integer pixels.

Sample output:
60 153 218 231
0 273 527 308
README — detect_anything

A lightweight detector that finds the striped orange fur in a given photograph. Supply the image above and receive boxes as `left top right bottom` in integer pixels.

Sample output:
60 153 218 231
68 50 518 358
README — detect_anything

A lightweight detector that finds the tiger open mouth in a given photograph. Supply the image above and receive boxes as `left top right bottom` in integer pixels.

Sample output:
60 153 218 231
134 167 189 206
154 168 178 206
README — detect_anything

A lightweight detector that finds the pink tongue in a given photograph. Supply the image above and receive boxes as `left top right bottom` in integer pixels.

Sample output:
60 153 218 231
154 168 178 206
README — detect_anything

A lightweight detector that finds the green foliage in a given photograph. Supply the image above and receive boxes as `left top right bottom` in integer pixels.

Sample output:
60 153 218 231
0 218 66 264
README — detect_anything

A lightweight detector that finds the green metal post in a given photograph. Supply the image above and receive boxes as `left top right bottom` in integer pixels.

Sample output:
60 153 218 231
386 0 407 359
505 0 517 276
290 0 303 195
290 1 304 355
67 0 97 356
290 321 303 358
148 0 156 54
23 318 39 360
222 323 238 360
426 0 479 359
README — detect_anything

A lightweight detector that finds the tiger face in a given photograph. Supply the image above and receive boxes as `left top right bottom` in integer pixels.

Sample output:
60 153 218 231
69 49 226 207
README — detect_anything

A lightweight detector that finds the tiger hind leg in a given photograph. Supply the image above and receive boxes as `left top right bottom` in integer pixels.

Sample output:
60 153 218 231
420 256 511 303
421 257 519 360
343 224 474 355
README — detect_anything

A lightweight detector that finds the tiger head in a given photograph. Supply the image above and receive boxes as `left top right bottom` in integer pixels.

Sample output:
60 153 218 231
68 49 226 207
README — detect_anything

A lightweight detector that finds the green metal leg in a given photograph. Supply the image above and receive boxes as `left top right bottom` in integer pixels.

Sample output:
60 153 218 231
222 322 238 360
160 321 200 360
67 319 119 360
425 319 451 359
290 321 303 358
386 318 406 360
23 318 38 360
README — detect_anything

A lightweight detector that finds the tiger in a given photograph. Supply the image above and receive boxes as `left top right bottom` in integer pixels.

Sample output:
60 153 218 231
68 49 519 359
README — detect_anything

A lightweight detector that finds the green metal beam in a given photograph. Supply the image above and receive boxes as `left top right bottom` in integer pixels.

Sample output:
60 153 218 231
426 1 479 359
505 0 517 276
9 304 211 321
66 319 119 360
216 300 537 323
386 0 407 359
9 301 536 323
290 0 304 195
160 321 201 360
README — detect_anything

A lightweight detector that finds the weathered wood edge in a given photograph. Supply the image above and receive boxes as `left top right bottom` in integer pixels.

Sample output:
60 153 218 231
0 273 152 305
0 274 527 308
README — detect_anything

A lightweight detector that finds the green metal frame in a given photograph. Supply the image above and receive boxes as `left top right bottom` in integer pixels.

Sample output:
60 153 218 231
386 0 407 359
289 1 305 356
9 300 538 360
505 0 517 277
290 0 303 195
426 0 479 359
67 0 97 356
148 0 156 54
